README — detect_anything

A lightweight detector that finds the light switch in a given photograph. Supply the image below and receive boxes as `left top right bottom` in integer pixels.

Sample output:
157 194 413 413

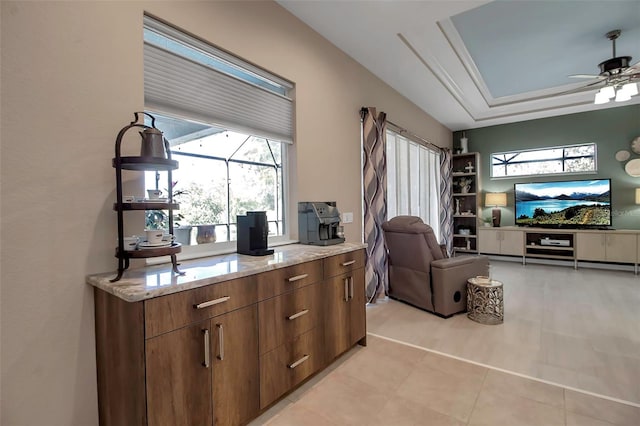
342 212 353 223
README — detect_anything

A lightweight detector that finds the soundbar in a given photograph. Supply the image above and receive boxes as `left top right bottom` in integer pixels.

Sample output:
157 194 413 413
540 238 570 247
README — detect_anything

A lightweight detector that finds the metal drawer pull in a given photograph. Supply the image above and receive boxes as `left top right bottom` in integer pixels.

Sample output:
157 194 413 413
287 309 309 321
216 323 224 361
288 354 310 369
194 296 230 309
349 276 354 300
202 329 210 368
344 278 349 302
341 260 356 267
288 274 309 282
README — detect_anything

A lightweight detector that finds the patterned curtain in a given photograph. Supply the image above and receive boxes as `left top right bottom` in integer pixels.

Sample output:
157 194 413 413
361 107 387 303
439 148 454 255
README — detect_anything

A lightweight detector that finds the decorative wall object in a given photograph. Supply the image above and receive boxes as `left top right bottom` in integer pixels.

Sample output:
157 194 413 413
615 150 631 161
623 136 640 176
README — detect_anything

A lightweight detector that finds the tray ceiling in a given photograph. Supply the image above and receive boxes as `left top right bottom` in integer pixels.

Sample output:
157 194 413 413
277 0 640 131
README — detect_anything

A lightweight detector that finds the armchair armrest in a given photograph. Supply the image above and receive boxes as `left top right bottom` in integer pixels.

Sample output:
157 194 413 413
432 255 484 270
430 254 490 317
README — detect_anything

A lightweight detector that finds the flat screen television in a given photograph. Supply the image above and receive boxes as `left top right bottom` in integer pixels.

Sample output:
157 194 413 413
514 179 611 228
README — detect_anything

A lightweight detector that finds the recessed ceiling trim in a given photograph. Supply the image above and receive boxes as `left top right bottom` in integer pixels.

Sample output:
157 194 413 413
438 19 606 108
398 32 597 123
397 32 475 119
437 19 494 105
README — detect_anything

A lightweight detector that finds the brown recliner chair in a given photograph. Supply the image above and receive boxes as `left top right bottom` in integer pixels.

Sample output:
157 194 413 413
382 216 489 318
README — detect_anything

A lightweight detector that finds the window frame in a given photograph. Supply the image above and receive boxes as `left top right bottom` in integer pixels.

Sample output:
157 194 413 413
490 143 597 179
142 16 294 261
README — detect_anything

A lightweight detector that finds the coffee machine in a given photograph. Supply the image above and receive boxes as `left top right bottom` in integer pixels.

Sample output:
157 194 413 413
298 202 345 246
237 211 274 256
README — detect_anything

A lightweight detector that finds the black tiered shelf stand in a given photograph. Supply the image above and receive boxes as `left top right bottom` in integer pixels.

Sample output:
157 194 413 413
111 112 184 282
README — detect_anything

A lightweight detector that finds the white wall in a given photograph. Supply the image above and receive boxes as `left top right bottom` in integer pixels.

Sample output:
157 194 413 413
0 1 450 424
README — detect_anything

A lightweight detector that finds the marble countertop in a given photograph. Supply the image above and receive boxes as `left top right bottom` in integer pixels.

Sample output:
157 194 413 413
87 243 367 302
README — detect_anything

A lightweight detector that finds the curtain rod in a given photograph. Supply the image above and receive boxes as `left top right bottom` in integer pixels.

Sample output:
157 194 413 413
387 120 443 152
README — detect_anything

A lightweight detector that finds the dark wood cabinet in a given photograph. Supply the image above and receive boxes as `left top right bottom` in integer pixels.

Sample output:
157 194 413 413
259 327 324 408
143 306 260 426
211 305 260 426
323 267 366 362
322 250 366 363
93 248 366 426
145 321 213 426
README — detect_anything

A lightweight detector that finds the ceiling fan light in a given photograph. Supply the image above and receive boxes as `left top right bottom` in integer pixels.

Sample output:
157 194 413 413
594 91 611 104
600 85 616 99
615 89 632 102
622 82 638 96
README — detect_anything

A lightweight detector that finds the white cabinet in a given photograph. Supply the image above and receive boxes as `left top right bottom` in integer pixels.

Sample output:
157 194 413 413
576 232 637 263
478 228 524 256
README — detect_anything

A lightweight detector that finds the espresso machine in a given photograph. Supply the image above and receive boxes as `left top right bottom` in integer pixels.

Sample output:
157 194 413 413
237 211 274 256
298 202 345 246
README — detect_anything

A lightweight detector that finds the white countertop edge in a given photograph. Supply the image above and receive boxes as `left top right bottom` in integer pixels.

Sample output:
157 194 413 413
87 242 367 303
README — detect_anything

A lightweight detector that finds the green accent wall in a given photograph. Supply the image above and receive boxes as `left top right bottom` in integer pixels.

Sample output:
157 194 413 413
453 105 640 229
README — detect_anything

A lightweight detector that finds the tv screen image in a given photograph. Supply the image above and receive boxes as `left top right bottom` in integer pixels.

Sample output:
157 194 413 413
514 179 611 228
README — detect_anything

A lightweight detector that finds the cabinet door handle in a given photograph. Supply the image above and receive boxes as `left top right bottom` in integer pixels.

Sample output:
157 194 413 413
341 260 356 267
288 274 308 282
194 296 230 309
216 324 224 361
344 278 349 301
288 354 310 369
202 329 210 368
287 309 310 320
349 276 354 300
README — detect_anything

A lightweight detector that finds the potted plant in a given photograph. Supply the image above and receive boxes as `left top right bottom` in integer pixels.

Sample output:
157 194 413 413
481 215 493 227
177 182 224 245
168 181 193 245
172 213 193 246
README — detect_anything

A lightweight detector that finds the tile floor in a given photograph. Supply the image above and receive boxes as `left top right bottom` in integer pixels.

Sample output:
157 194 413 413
250 261 640 425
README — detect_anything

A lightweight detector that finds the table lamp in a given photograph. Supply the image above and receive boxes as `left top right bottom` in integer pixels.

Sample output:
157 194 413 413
635 188 640 204
485 192 507 227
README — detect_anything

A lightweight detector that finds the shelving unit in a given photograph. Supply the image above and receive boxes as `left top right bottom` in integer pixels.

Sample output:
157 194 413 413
111 112 183 282
524 231 575 260
452 152 480 254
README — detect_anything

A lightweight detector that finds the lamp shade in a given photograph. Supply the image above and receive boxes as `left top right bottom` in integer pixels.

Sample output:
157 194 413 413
635 188 640 205
485 192 507 207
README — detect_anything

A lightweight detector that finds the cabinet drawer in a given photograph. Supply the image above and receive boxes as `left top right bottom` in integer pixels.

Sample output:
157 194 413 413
323 249 366 278
259 327 323 409
256 260 323 301
145 276 257 338
258 283 320 355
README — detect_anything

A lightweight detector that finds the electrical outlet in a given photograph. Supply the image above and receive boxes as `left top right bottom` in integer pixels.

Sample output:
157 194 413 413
342 212 353 223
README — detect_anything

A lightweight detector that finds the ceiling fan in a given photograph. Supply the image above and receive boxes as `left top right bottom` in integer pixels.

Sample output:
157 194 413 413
569 29 640 104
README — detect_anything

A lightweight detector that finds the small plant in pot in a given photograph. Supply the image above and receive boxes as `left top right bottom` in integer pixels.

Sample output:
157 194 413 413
172 213 193 246
481 215 493 227
168 181 193 245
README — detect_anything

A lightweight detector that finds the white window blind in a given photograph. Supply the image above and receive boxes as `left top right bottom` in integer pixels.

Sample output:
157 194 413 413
143 16 294 143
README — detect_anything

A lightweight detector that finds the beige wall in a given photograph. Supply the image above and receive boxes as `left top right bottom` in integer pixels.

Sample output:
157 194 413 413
0 1 450 424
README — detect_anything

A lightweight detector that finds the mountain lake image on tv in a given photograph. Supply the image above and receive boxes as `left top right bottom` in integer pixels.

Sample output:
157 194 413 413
514 179 611 228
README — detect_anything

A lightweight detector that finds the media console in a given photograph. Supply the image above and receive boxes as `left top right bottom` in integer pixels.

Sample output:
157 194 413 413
525 231 574 260
477 226 640 274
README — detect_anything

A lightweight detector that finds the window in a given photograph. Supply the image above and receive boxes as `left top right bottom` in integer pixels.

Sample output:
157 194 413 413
386 128 441 238
491 143 596 178
143 16 293 254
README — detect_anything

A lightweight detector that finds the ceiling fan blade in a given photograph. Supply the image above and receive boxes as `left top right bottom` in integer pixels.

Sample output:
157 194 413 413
568 74 604 79
581 79 608 88
621 61 640 74
557 79 606 96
